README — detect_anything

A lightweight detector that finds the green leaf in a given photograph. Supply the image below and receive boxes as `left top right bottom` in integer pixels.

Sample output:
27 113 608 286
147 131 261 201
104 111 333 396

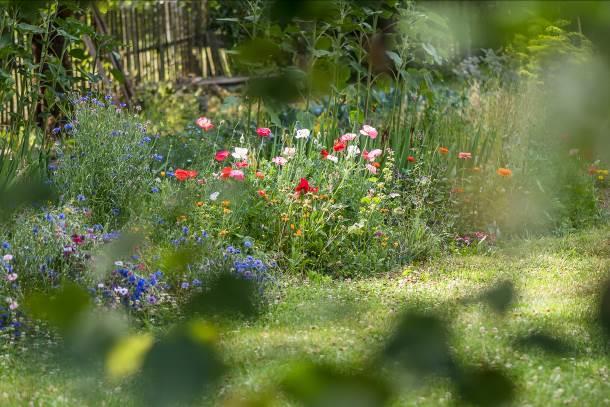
24 283 91 333
385 50 403 68
16 23 45 34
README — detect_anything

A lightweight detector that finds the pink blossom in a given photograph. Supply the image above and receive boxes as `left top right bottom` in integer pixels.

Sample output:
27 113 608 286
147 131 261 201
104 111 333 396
229 170 245 181
458 152 472 160
327 155 339 163
340 133 357 142
272 156 288 166
2 254 13 262
360 125 378 139
366 164 378 174
256 127 272 137
362 149 382 162
195 117 214 131
9 301 18 310
6 273 17 282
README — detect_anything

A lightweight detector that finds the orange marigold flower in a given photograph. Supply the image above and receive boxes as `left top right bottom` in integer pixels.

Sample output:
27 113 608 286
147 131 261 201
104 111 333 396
196 201 204 207
372 162 381 168
496 168 513 177
438 146 449 155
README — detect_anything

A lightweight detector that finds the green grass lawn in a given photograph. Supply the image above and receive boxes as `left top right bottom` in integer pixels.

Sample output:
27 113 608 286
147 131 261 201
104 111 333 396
1 226 609 406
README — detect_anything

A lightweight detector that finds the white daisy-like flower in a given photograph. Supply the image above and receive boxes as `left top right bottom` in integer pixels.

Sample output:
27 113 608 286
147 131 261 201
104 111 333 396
210 191 220 201
231 147 248 160
295 129 310 139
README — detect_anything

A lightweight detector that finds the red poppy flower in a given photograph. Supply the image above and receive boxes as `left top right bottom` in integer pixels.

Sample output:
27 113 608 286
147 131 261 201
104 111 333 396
215 150 229 162
255 171 265 179
175 169 199 181
320 149 329 159
235 161 249 168
256 127 272 137
258 189 267 198
407 156 416 163
333 141 346 152
295 178 318 195
220 167 233 179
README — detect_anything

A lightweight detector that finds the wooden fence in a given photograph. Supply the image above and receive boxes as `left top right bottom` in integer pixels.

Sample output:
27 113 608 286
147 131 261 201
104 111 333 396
103 1 232 85
0 1 233 127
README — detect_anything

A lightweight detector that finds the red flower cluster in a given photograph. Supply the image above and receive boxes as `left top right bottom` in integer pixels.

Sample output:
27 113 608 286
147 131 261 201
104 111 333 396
175 169 199 181
295 178 318 195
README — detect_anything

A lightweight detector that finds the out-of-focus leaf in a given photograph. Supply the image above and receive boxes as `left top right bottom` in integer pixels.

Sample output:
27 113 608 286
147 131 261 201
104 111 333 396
385 50 403 68
477 280 514 314
106 333 154 380
246 71 305 104
185 272 260 319
90 231 144 278
456 366 515 407
0 180 57 224
383 311 455 377
281 361 391 407
598 280 610 337
138 328 224 407
514 332 574 356
24 283 90 333
235 38 282 65
158 246 199 276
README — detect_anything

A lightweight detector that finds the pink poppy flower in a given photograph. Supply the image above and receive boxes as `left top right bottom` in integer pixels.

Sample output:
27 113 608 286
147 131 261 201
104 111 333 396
366 163 378 174
458 152 472 160
362 149 382 162
6 273 17 282
229 170 245 181
256 127 272 137
235 161 249 168
195 117 214 131
272 156 288 166
340 133 357 142
214 150 229 162
360 125 378 139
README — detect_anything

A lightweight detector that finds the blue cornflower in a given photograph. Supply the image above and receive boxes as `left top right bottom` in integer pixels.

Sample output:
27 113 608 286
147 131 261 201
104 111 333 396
181 282 189 289
32 226 39 234
140 136 152 144
166 171 174 177
64 123 74 131
52 127 61 135
104 95 112 101
151 186 160 193
192 279 201 287
152 154 163 162
58 213 65 220
1 242 10 250
120 103 127 108
244 240 253 249
44 213 54 222
226 246 240 255
182 226 189 235
110 130 121 137
76 194 86 202
111 208 120 216
48 163 58 171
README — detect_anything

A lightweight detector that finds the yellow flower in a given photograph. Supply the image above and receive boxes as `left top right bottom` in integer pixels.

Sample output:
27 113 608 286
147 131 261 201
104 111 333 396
223 208 231 214
218 229 228 237
281 213 289 222
221 200 231 208
177 215 187 222
599 175 605 181
295 229 303 237
160 171 166 177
